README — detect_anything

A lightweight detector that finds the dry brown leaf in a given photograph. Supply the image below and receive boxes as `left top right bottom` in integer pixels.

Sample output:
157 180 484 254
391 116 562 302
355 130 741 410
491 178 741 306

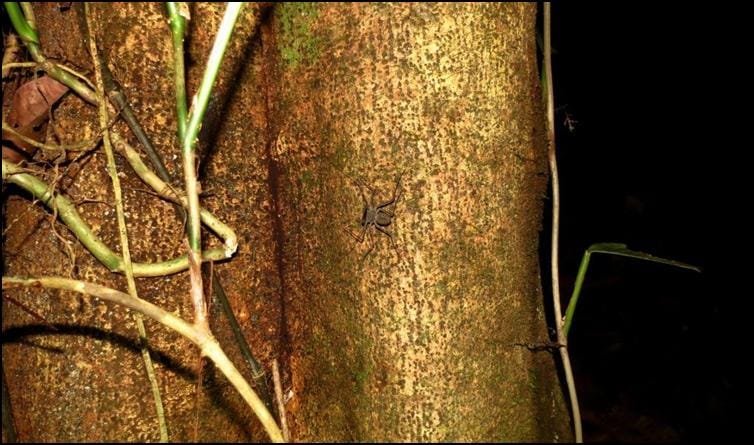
2 75 69 159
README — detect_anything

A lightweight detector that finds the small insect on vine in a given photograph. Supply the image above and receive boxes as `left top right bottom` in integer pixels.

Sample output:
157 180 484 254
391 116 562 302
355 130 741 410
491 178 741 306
347 172 404 262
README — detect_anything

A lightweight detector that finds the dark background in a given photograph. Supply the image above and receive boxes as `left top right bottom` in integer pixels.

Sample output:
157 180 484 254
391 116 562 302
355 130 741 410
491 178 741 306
545 3 743 441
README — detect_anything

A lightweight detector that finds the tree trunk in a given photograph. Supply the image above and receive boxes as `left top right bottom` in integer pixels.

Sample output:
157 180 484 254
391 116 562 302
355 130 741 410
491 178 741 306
265 3 569 441
2 3 571 442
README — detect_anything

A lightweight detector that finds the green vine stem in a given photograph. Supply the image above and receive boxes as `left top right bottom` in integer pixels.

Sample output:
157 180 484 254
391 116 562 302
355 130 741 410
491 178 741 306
1 276 285 443
166 3 273 415
2 159 230 276
111 132 238 256
1 60 95 89
179 2 242 330
166 2 188 140
18 3 36 35
12 1 96 103
180 1 243 255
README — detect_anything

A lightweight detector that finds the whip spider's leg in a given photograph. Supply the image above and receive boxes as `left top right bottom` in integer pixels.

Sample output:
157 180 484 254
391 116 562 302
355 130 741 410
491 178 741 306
374 225 396 249
346 182 370 244
361 229 377 262
355 178 378 205
355 178 378 194
347 224 367 243
377 172 404 213
344 225 368 261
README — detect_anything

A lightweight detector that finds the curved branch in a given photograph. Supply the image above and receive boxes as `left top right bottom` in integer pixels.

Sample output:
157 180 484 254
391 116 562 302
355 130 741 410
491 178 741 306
1 275 284 443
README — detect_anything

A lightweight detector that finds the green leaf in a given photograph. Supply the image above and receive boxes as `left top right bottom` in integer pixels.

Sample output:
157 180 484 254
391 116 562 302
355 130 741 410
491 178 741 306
4 2 40 44
585 243 701 272
562 242 701 337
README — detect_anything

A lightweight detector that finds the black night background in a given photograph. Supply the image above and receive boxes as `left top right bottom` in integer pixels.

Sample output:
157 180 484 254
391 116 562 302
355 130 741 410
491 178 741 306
545 2 743 441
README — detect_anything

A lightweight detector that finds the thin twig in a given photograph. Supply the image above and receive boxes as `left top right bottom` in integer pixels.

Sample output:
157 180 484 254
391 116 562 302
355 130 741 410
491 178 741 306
2 33 23 79
2 60 95 89
84 4 167 441
544 3 582 442
1 192 43 237
47 164 78 277
2 121 106 154
271 359 290 442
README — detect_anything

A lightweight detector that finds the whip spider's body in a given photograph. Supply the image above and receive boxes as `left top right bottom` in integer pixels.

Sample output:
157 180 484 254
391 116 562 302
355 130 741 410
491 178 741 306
348 173 404 261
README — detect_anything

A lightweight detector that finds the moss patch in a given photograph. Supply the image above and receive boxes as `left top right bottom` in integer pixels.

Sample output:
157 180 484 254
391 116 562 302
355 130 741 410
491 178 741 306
275 3 321 68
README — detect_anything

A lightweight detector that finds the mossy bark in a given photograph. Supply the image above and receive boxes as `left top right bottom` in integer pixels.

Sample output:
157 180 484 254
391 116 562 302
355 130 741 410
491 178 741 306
264 3 570 441
2 3 571 442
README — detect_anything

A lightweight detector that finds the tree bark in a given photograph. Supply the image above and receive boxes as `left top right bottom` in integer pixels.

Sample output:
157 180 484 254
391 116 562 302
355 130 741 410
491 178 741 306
264 3 570 441
2 3 571 442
